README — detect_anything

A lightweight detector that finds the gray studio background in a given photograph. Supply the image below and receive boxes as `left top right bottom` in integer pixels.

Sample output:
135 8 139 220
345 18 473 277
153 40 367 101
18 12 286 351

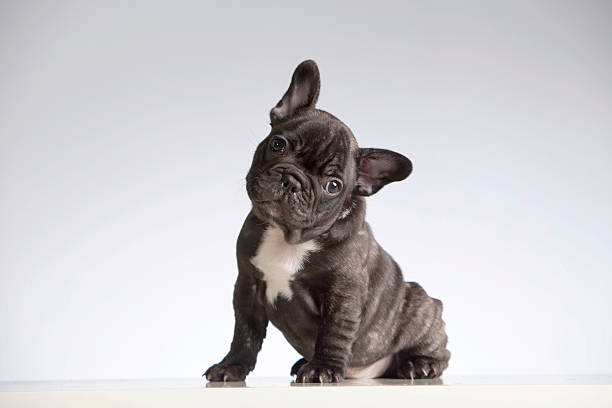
1 1 611 381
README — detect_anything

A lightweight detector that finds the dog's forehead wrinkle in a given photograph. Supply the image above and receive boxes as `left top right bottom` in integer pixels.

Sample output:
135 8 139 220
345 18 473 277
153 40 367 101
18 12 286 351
285 137 347 177
272 111 357 159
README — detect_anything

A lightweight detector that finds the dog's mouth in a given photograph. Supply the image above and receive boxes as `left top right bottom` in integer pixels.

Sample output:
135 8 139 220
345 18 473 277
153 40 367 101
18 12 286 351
246 176 282 204
251 197 275 204
246 170 315 227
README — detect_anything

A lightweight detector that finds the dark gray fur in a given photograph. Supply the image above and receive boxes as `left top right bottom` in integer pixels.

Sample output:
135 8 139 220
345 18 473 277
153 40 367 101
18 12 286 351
204 60 450 383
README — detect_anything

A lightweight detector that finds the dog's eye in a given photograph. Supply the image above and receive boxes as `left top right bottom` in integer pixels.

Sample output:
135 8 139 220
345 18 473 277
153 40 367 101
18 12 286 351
325 179 343 195
270 137 286 152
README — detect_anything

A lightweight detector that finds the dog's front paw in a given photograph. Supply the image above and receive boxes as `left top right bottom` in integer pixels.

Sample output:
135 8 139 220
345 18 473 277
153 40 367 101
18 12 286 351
203 362 249 382
295 360 344 383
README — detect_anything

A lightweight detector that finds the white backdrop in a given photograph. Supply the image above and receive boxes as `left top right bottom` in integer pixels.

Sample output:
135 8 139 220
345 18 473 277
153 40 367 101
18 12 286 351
1 1 611 381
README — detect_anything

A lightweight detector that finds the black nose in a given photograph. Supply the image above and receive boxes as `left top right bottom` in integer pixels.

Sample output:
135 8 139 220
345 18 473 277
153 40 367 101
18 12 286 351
282 173 302 193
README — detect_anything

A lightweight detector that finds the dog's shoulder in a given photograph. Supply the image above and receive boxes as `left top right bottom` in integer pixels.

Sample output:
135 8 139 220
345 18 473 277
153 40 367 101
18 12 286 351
236 211 267 266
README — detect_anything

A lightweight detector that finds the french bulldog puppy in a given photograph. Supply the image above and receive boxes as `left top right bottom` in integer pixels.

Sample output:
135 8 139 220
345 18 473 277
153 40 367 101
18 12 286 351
204 60 450 383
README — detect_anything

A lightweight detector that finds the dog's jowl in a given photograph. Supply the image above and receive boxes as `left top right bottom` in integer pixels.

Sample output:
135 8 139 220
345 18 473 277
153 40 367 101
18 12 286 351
204 60 450 383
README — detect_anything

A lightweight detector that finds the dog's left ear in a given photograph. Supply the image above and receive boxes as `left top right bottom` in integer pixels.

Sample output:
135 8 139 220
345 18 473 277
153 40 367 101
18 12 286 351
270 60 320 124
355 148 413 196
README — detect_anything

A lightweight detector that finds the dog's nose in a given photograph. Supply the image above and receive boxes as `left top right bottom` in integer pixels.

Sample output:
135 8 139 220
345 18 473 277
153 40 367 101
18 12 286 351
282 173 302 193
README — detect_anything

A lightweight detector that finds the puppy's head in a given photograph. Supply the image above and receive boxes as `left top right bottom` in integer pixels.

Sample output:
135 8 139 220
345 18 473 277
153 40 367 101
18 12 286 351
246 60 412 243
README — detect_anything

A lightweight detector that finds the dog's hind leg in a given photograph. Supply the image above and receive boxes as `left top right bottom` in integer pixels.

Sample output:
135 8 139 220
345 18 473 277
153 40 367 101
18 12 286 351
392 346 450 379
386 283 451 379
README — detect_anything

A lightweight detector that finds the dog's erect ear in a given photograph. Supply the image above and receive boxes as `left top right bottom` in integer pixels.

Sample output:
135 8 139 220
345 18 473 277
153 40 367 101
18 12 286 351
270 60 320 124
355 148 413 196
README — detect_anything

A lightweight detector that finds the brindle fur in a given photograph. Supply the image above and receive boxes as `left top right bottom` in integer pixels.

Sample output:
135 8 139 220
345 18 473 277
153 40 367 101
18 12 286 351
204 60 450 383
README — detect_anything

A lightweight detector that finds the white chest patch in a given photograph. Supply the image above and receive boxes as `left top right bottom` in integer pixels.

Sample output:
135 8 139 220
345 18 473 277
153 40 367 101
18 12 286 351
250 226 320 304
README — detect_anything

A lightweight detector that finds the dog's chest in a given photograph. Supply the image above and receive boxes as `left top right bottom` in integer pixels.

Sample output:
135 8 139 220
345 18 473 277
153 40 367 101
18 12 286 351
250 226 320 304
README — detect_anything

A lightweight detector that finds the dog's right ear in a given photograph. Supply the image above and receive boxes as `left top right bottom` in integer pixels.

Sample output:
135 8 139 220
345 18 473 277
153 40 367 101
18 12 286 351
270 60 320 124
354 148 413 196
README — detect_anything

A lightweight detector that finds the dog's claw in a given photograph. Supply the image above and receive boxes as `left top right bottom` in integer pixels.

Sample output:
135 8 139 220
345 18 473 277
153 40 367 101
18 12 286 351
398 356 444 381
294 361 344 383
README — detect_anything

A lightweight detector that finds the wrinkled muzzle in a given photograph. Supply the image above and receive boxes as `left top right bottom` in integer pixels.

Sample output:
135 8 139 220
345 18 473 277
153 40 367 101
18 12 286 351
246 164 315 226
